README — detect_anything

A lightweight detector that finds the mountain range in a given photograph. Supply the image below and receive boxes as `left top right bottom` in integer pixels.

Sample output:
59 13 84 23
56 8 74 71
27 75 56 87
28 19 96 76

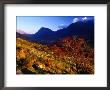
16 19 94 47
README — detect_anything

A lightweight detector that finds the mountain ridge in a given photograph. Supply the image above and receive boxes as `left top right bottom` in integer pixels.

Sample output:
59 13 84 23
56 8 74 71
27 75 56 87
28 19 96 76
16 19 94 46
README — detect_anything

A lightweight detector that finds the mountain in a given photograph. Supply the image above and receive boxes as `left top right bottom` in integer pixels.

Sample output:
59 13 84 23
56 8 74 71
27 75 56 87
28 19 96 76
66 20 94 47
35 27 54 35
17 29 28 34
16 19 94 47
33 27 56 44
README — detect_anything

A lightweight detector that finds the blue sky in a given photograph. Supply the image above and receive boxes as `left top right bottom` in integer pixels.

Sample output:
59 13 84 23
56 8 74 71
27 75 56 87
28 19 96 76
16 16 94 34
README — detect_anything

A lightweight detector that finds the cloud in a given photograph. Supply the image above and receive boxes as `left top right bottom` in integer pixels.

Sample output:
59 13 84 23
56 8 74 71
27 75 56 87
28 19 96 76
72 18 79 23
58 24 67 29
30 25 38 34
82 17 87 21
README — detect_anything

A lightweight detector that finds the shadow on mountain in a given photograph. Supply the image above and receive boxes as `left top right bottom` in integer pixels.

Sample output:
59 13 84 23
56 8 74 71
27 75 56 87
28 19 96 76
16 19 94 48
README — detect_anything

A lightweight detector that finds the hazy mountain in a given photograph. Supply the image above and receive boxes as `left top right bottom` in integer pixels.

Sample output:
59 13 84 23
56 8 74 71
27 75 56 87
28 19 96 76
17 29 28 34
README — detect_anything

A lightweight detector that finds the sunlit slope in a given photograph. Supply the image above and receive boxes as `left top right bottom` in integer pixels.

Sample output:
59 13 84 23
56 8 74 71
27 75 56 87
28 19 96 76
16 37 94 74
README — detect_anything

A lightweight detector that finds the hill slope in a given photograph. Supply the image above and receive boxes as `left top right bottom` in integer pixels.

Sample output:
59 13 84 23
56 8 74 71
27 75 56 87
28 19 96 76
16 36 94 74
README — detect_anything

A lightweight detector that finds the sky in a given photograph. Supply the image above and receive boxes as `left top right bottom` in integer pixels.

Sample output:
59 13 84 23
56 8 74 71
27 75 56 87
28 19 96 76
16 16 94 34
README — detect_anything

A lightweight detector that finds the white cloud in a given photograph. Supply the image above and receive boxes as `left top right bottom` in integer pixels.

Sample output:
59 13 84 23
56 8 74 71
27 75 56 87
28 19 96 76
58 24 67 29
30 25 38 34
82 17 87 20
72 18 79 23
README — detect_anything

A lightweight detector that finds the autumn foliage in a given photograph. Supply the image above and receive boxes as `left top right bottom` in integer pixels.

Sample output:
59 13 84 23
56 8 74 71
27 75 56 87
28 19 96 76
16 36 94 74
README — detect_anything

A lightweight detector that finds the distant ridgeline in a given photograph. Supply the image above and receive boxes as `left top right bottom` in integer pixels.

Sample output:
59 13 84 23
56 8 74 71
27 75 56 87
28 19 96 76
16 19 94 48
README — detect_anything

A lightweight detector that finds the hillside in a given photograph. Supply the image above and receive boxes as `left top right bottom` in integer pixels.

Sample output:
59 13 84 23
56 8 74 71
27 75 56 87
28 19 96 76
16 36 94 74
